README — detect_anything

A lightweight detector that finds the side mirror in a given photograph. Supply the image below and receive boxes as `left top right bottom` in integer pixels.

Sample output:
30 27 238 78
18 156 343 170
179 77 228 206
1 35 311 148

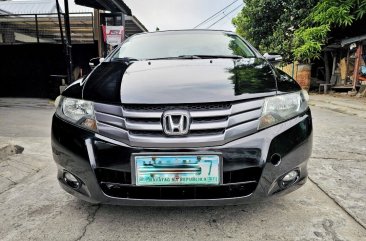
89 57 105 70
263 53 283 63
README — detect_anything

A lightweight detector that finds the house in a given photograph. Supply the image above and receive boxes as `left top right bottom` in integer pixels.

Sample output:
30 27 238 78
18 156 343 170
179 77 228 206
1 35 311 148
313 18 366 93
0 0 147 98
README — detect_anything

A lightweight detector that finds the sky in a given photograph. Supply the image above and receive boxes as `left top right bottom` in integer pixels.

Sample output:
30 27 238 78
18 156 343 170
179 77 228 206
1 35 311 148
121 0 243 31
11 0 243 32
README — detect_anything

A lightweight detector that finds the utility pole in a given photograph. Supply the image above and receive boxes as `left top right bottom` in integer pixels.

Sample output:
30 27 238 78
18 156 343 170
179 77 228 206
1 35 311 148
55 0 73 84
64 0 73 84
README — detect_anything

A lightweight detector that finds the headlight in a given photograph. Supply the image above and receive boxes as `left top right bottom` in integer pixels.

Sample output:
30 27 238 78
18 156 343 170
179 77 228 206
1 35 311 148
56 97 97 131
258 91 308 130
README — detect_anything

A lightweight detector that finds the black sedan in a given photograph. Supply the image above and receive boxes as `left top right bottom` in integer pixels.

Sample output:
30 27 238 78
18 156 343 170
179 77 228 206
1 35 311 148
52 30 312 206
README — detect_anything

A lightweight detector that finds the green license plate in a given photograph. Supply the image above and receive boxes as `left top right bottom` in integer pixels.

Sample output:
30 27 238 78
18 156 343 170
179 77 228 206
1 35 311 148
134 154 220 186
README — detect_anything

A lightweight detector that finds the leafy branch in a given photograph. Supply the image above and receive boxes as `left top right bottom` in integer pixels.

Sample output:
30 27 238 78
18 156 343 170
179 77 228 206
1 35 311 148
293 0 366 62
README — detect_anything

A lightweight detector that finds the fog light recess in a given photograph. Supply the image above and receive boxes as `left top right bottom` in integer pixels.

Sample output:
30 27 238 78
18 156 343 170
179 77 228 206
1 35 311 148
270 153 281 166
63 171 81 190
280 170 299 188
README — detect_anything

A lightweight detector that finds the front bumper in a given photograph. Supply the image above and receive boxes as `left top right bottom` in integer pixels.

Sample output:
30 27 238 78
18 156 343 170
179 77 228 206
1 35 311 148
51 109 313 206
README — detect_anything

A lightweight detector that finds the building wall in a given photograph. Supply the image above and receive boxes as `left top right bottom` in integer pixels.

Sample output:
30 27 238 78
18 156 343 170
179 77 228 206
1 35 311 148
278 62 299 80
0 43 98 98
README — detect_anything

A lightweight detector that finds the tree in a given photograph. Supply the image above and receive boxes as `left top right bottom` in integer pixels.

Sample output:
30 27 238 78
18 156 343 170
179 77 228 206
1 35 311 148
293 0 366 63
232 0 317 63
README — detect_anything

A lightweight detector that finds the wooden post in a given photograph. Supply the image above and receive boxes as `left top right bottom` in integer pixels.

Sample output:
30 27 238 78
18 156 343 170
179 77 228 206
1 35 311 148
345 48 350 84
352 44 363 91
332 52 337 75
324 52 330 84
35 14 39 43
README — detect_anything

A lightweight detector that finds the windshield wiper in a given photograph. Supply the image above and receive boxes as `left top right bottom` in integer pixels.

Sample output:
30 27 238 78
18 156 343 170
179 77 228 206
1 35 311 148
191 55 245 59
146 55 246 61
111 57 139 62
177 55 202 59
146 55 202 61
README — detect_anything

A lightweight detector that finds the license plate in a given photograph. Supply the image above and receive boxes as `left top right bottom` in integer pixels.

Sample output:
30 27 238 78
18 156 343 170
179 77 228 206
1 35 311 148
134 154 220 186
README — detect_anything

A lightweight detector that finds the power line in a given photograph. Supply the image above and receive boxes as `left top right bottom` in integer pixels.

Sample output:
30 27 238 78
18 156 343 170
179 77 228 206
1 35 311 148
213 6 242 29
193 0 240 29
207 3 243 29
194 0 240 29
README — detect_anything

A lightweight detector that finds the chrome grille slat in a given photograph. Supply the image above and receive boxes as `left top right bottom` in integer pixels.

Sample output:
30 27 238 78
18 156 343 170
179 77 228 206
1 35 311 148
94 98 266 148
122 109 161 118
231 99 264 115
94 103 123 116
193 116 228 123
225 120 259 138
190 121 229 130
125 121 161 131
122 108 232 118
123 119 230 131
227 109 262 127
190 109 232 118
126 118 161 124
95 112 126 129
96 122 129 141
128 133 226 147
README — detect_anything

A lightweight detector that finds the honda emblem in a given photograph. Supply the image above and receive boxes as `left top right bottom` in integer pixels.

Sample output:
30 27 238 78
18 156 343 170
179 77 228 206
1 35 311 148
162 110 191 136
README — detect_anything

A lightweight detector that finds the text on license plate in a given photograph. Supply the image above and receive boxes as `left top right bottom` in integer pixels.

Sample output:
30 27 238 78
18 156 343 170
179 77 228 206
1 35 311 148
134 155 220 186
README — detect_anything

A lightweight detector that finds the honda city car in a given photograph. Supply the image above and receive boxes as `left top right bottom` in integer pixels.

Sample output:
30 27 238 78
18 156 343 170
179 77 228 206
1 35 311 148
51 30 312 206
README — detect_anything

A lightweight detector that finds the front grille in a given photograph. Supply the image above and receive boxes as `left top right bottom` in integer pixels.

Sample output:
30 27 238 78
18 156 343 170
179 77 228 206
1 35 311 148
100 182 257 199
129 128 226 137
95 168 131 184
123 103 232 112
193 116 228 123
96 167 261 200
126 118 160 124
95 167 261 185
94 98 265 148
223 167 262 183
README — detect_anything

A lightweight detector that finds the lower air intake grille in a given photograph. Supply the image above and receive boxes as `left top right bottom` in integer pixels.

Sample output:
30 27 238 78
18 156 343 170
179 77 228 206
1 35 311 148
100 182 257 199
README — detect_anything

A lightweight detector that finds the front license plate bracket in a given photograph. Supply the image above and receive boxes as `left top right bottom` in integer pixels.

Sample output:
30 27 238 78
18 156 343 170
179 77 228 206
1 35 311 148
131 152 222 186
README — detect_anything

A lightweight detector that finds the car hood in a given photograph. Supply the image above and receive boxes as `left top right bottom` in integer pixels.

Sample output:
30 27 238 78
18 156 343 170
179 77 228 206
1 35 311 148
120 58 277 104
80 58 278 104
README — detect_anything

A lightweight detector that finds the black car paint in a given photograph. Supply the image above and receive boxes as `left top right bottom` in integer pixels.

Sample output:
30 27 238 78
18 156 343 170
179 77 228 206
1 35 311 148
63 57 300 104
119 58 279 104
52 109 312 205
54 30 310 205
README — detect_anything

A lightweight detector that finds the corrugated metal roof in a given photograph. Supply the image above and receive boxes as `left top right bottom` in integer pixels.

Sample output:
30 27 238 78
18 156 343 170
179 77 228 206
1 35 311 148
341 34 366 47
0 0 58 14
75 0 131 15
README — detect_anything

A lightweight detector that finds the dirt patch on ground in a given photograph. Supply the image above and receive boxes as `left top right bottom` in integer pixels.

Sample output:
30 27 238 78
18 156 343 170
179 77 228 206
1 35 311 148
0 145 24 160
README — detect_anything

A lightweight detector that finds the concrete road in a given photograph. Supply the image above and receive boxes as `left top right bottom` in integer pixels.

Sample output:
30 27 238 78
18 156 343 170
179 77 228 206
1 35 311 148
0 97 365 241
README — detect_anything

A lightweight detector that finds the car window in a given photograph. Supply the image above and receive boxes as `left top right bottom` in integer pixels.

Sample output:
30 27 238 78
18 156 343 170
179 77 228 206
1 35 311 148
112 32 256 60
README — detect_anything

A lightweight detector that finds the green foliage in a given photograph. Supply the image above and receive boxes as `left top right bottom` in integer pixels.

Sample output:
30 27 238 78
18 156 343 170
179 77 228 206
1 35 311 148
293 25 329 63
233 0 284 48
356 0 366 19
294 0 366 62
311 0 355 26
233 0 366 63
232 0 317 63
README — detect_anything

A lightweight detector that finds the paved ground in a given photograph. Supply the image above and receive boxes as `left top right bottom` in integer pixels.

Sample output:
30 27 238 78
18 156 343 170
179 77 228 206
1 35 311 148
0 96 365 241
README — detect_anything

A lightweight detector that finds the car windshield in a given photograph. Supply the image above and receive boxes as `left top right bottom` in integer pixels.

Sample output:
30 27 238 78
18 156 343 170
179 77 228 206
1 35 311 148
111 32 256 60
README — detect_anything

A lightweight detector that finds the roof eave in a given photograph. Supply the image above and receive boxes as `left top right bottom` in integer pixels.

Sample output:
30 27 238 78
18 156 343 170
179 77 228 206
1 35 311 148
74 0 132 15
341 34 366 47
